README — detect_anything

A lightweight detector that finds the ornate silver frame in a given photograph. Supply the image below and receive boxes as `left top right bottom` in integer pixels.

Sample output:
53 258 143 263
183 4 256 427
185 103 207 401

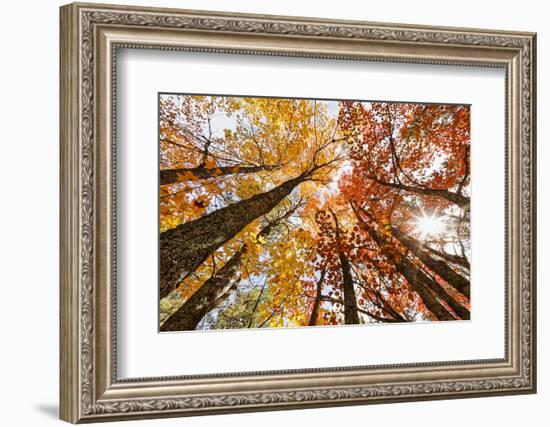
60 2 537 423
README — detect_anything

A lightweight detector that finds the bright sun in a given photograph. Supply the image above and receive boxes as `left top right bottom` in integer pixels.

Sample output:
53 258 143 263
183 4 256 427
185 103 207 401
413 212 445 239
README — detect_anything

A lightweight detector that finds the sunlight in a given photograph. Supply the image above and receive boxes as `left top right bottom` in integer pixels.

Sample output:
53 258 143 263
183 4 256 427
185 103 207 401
412 211 445 239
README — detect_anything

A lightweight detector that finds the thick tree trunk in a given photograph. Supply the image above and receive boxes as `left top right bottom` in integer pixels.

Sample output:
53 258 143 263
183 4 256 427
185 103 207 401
161 248 245 331
339 252 361 324
161 205 300 329
308 270 326 326
391 227 470 298
330 210 360 325
351 205 467 321
159 172 307 299
160 164 275 185
369 176 470 211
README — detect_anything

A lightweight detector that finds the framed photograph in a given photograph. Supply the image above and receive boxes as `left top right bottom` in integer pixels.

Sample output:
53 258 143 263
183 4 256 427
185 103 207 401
60 2 537 423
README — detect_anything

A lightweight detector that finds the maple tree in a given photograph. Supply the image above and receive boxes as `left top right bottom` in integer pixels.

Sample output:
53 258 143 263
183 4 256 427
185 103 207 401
159 95 471 331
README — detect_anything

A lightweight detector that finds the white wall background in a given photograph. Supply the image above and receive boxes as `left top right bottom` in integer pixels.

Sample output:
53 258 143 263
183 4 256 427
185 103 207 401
0 1 545 426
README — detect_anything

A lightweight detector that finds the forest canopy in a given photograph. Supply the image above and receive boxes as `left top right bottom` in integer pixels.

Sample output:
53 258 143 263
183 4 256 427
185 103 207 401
158 94 471 331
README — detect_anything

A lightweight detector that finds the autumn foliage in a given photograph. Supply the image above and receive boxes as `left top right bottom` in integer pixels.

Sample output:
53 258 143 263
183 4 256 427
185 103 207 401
158 94 470 331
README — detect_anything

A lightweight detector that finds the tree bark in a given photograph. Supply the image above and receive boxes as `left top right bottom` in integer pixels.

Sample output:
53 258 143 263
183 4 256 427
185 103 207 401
396 252 470 320
308 270 326 326
161 203 302 329
159 172 308 299
351 204 468 321
391 227 470 298
330 209 360 325
160 164 275 186
369 176 470 211
161 248 245 331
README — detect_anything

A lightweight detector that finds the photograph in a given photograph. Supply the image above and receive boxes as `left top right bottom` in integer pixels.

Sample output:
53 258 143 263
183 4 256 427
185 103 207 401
158 94 471 332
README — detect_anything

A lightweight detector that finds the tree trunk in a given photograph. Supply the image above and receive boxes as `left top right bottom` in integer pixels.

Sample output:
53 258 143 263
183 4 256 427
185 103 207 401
330 210 360 325
160 164 275 186
396 252 470 320
369 176 470 211
424 245 470 269
351 204 465 321
161 203 301 329
161 248 245 331
159 172 308 299
391 227 470 298
359 307 402 323
308 270 326 326
364 283 407 322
